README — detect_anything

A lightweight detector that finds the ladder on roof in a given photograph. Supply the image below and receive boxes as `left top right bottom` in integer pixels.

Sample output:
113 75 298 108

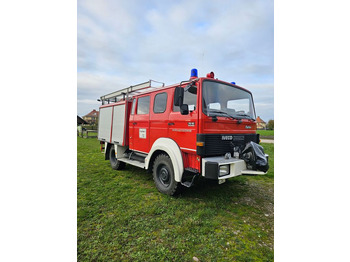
99 80 165 104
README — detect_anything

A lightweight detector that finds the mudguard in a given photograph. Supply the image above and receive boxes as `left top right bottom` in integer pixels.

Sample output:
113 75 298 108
145 138 184 182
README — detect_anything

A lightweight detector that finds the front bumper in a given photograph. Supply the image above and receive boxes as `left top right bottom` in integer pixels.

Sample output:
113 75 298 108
202 156 266 180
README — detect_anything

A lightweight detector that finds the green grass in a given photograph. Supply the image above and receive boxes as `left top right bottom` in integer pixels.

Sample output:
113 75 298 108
257 130 274 138
78 137 274 261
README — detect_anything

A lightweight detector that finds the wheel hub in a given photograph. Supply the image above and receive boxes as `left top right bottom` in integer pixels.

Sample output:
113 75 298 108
159 166 170 187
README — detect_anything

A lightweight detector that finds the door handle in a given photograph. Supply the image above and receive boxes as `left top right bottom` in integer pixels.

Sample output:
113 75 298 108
133 122 137 125
168 122 174 126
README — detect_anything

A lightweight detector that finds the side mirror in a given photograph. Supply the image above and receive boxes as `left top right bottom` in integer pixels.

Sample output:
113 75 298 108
174 86 184 106
180 104 189 115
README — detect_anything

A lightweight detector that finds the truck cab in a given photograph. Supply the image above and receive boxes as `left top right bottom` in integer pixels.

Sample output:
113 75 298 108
98 69 269 195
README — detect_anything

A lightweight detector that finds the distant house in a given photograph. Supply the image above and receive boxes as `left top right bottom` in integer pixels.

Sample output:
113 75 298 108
256 116 267 130
83 109 99 125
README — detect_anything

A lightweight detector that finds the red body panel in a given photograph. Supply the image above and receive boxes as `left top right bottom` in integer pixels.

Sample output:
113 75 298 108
200 118 256 134
182 152 201 171
124 101 132 146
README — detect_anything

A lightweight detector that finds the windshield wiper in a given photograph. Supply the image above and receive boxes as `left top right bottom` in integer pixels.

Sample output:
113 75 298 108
235 113 255 121
207 109 237 120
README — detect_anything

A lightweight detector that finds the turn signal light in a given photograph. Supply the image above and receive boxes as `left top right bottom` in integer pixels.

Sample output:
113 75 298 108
196 142 204 146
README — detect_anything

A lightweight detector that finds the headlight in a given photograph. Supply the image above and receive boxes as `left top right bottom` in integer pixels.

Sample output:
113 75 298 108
219 164 230 177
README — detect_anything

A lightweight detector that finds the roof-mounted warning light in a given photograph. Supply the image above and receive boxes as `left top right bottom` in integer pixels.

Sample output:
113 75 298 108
231 82 236 85
206 72 215 78
190 68 198 79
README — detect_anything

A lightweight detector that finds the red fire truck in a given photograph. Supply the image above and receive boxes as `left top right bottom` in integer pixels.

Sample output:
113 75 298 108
98 69 269 195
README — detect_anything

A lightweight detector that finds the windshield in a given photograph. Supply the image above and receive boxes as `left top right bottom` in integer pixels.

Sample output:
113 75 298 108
202 80 256 120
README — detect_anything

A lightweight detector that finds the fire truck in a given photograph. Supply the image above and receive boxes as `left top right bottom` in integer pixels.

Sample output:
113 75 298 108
98 69 269 195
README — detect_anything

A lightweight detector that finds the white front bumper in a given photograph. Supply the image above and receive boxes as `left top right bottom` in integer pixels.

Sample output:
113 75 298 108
202 156 266 180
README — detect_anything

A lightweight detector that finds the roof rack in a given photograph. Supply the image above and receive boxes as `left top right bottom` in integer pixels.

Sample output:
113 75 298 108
99 80 165 105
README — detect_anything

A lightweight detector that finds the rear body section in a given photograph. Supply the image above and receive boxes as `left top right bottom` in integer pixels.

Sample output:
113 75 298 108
98 100 132 146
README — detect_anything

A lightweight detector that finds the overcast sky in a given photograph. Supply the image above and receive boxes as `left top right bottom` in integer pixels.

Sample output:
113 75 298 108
77 0 274 121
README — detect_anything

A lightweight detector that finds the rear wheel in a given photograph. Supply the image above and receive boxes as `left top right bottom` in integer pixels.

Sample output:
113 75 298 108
109 145 126 170
153 154 180 195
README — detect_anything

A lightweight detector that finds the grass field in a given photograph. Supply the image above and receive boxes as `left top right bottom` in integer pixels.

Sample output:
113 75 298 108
78 137 274 261
256 130 274 139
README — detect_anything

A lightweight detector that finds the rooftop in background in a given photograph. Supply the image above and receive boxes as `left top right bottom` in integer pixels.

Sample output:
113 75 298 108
256 116 266 124
83 109 99 125
84 109 99 117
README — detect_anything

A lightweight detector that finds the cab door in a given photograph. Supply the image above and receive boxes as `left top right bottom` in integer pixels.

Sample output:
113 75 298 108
168 85 198 153
130 95 151 153
149 91 170 146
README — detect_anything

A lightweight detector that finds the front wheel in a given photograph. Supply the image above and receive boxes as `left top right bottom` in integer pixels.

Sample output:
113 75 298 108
109 145 126 170
153 154 180 195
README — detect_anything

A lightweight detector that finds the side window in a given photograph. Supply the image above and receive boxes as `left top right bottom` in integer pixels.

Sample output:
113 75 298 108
137 96 150 114
173 86 197 112
153 92 167 113
131 98 136 115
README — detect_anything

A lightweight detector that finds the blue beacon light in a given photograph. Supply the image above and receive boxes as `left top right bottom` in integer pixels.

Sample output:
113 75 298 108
231 82 236 85
190 68 198 78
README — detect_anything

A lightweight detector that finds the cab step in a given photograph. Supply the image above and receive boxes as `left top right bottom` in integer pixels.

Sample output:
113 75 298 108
181 172 198 188
118 157 145 169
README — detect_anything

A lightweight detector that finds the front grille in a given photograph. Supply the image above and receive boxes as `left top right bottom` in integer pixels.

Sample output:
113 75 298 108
197 133 259 157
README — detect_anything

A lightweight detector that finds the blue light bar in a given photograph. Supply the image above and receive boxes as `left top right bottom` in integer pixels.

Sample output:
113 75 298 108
231 82 236 85
191 68 198 78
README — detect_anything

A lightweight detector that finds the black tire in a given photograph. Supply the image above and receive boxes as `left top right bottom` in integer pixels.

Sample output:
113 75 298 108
153 154 180 195
109 145 126 170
